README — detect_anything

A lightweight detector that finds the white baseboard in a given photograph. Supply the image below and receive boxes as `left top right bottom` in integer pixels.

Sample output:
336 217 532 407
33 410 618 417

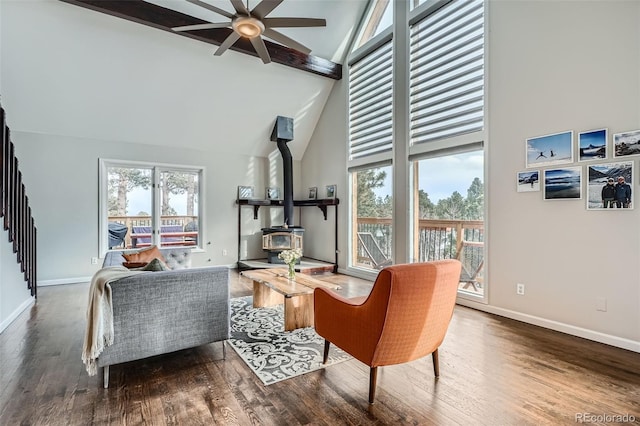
457 299 640 353
0 296 35 334
38 276 92 287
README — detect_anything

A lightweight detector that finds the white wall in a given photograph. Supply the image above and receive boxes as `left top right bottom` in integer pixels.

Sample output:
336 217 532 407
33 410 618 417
0 0 316 285
486 0 639 347
303 0 640 350
0 0 334 161
300 78 349 265
12 130 299 282
0 236 33 334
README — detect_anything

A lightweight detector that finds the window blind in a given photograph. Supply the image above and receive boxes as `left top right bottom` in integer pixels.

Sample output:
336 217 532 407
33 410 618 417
410 0 484 145
349 39 393 160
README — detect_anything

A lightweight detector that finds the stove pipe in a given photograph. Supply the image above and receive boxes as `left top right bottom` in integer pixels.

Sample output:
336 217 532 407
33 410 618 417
271 116 294 226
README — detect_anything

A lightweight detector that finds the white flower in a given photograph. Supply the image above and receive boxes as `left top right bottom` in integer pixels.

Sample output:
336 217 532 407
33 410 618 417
278 248 302 265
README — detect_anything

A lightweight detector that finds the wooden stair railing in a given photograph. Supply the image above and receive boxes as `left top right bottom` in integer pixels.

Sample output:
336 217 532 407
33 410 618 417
1 105 37 298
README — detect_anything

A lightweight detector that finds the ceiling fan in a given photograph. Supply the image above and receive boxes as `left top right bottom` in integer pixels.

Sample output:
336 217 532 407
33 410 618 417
172 0 326 64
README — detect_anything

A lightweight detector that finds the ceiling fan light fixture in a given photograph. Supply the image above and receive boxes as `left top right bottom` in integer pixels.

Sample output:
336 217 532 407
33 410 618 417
232 16 265 38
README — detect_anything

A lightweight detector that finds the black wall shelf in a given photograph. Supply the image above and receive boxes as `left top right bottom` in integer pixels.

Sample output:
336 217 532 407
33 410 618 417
236 198 339 220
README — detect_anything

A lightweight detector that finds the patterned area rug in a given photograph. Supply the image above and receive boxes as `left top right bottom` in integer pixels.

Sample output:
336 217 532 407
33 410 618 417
228 296 351 385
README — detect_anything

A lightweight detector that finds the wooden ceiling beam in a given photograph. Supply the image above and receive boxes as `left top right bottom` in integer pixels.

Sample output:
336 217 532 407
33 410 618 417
58 0 342 80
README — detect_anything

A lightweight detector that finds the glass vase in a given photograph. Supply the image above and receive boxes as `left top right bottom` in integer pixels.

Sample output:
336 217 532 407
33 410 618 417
287 262 296 280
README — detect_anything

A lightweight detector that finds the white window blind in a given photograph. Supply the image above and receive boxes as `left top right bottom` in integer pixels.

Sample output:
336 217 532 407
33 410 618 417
349 39 393 160
410 0 484 145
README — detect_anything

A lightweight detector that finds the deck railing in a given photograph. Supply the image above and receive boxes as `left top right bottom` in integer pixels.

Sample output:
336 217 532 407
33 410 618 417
108 215 198 249
355 217 484 268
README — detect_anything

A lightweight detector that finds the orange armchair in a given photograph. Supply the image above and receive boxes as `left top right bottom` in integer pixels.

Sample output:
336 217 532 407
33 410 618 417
314 260 462 403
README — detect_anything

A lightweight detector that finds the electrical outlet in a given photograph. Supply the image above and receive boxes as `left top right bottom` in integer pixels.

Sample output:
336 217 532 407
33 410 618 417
91 257 98 265
222 249 228 256
516 283 525 296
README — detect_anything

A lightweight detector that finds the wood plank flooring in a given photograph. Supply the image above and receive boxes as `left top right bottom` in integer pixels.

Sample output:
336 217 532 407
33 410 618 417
1 270 639 425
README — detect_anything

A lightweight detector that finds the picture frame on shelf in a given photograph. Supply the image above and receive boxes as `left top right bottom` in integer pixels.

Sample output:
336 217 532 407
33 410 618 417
266 187 280 200
308 187 317 199
526 131 573 168
543 166 582 200
517 170 540 192
578 128 608 162
325 184 337 199
586 161 633 210
613 129 640 158
237 185 254 200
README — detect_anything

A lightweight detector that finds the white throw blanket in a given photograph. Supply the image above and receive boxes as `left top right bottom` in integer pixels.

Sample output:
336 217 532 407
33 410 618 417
81 266 143 375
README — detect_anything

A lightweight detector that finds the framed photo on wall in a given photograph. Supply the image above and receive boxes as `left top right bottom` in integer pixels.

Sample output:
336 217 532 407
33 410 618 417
308 187 317 199
586 161 633 210
526 131 574 168
613 129 640 158
237 185 254 200
325 184 337 199
543 166 582 200
517 170 540 192
266 187 280 200
578 128 607 161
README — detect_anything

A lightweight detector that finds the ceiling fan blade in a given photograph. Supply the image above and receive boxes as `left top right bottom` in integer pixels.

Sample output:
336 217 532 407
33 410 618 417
263 17 326 28
186 0 234 19
250 37 272 64
172 22 231 32
250 0 284 19
229 0 249 15
214 32 241 56
263 28 311 54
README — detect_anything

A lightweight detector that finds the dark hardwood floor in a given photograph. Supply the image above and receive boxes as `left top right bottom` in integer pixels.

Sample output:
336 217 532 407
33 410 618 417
1 270 639 425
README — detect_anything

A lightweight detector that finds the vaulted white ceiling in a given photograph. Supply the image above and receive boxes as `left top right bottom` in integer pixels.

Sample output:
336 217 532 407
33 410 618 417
1 0 368 159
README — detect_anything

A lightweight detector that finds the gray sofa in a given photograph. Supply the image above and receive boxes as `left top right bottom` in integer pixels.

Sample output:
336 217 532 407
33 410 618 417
98 248 230 388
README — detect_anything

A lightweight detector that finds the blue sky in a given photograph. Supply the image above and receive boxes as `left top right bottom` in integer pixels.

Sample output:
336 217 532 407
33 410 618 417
545 167 580 179
373 151 484 203
579 129 607 149
527 131 573 165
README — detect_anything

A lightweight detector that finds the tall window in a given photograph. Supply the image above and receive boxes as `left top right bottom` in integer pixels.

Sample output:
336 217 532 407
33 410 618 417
413 149 484 295
349 39 393 161
99 160 203 256
351 165 393 270
353 0 393 50
409 0 484 146
347 0 486 290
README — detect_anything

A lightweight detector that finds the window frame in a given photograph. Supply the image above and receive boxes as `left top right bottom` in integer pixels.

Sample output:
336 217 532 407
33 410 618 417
98 158 205 257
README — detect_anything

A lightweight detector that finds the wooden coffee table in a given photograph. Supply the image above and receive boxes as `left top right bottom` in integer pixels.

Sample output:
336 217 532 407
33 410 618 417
240 268 341 331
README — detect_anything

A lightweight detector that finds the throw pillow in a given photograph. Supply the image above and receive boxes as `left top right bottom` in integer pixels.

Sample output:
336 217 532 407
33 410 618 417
141 257 170 271
122 245 166 264
122 261 148 269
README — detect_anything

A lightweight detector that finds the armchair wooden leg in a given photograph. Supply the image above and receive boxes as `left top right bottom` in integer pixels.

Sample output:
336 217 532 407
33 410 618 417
222 340 227 360
432 349 439 378
323 340 330 364
103 365 110 389
369 367 378 404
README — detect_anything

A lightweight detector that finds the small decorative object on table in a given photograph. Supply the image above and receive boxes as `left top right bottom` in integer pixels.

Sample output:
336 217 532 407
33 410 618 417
278 248 303 280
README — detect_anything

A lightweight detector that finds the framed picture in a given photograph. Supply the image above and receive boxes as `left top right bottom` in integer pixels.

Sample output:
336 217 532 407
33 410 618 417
517 170 540 192
308 187 317 199
325 184 337 199
237 185 254 200
543 167 582 200
613 129 640 158
586 161 633 210
578 128 607 161
266 187 280 200
526 131 573 168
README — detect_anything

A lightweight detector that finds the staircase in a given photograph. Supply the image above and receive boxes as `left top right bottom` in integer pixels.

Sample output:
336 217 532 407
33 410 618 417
1 105 37 297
